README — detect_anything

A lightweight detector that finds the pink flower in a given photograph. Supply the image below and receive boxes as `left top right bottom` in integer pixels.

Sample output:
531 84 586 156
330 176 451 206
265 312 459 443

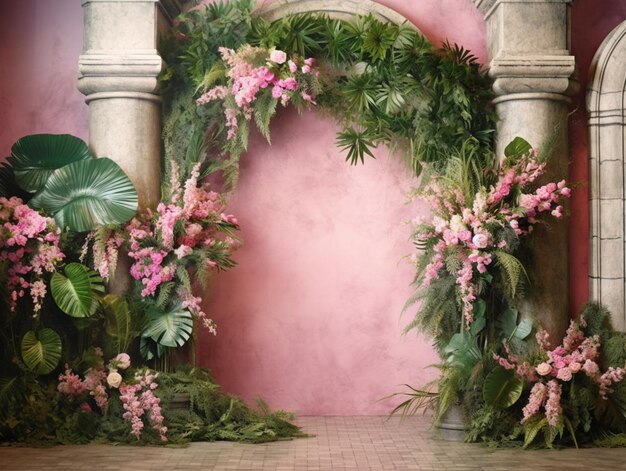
272 85 283 99
556 367 573 382
535 362 552 376
288 60 297 73
269 49 287 64
582 359 599 376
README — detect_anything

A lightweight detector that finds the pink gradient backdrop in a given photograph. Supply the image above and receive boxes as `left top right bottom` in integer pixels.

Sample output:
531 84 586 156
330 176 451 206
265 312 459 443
2 0 625 415
0 0 88 156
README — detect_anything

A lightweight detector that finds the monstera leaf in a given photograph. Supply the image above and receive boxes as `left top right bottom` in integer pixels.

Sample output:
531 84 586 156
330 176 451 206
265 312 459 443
29 158 138 232
51 263 104 317
143 305 194 348
483 365 524 409
20 329 62 375
10 134 92 193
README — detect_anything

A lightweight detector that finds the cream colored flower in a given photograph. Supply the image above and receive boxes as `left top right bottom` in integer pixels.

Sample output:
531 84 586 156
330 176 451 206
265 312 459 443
107 371 123 388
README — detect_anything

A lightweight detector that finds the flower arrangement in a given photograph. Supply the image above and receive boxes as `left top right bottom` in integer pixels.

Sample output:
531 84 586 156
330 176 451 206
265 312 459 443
490 315 626 447
0 196 64 313
412 146 570 326
120 161 240 340
196 45 319 142
58 349 167 441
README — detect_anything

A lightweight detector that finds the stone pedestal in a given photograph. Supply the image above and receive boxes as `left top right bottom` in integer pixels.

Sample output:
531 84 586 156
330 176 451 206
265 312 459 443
474 0 576 341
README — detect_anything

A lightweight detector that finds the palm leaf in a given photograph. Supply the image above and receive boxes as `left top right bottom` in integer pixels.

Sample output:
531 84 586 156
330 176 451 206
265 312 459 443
143 305 194 348
10 134 92 193
29 158 138 232
51 263 104 317
20 328 62 375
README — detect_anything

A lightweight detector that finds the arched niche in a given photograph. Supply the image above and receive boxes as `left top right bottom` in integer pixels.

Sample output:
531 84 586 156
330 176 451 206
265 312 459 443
254 0 417 27
587 19 626 331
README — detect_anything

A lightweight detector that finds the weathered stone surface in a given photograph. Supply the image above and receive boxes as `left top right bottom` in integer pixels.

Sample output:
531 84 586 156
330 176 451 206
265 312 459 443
78 0 162 211
588 19 626 331
477 0 575 341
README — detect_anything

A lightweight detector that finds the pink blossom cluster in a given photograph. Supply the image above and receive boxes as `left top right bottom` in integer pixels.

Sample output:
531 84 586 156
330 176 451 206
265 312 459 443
81 229 125 281
57 351 167 440
196 45 318 140
58 349 109 412
414 152 570 325
126 162 239 332
495 318 626 427
0 197 64 313
119 369 167 441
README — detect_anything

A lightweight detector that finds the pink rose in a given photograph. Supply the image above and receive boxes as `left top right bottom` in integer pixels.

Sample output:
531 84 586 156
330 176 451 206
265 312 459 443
535 362 551 376
302 64 311 74
272 85 283 99
288 60 297 73
270 49 287 64
583 359 599 376
112 352 131 370
568 361 582 374
556 367 573 382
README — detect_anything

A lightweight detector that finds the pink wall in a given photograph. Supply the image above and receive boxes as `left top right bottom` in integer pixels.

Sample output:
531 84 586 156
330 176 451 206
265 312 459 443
196 0 486 415
0 0 88 157
569 1 626 316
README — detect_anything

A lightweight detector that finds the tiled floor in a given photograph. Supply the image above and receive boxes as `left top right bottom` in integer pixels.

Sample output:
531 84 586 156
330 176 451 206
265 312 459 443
1 416 625 470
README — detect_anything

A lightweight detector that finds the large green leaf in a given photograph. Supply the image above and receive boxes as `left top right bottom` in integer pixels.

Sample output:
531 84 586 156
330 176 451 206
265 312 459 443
504 136 532 159
443 332 482 372
103 294 139 353
51 263 104 317
29 158 138 232
20 329 62 375
143 305 193 348
483 365 524 409
10 134 92 193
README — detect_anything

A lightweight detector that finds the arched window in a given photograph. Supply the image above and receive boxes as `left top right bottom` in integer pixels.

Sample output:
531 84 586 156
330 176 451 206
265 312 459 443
588 20 626 331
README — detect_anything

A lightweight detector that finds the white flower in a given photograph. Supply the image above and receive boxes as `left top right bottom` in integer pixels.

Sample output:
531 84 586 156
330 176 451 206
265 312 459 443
270 49 287 64
174 244 193 259
472 192 487 215
535 362 552 376
472 233 489 249
449 215 466 233
107 371 123 388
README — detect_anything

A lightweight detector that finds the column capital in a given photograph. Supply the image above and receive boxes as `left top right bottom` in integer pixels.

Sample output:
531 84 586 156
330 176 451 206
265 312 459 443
78 0 162 102
489 54 578 101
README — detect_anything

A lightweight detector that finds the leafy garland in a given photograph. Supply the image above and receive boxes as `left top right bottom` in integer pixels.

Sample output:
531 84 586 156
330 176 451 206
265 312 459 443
159 0 496 188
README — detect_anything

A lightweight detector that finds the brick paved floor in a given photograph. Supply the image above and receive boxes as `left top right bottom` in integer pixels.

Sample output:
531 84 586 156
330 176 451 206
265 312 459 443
1 416 625 470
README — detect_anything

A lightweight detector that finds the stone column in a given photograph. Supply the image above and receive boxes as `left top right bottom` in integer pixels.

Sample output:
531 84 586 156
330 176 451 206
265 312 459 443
474 0 577 341
78 0 165 294
78 0 163 210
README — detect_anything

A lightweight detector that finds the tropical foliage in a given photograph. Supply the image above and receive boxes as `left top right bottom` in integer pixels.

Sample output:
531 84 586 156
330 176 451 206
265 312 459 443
160 0 495 187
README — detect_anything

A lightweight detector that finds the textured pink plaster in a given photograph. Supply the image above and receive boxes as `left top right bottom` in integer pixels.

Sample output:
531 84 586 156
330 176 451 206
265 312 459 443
196 0 486 415
0 0 88 157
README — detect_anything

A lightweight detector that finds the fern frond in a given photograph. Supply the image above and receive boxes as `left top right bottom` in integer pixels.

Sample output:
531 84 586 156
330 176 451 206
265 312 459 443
494 250 527 300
